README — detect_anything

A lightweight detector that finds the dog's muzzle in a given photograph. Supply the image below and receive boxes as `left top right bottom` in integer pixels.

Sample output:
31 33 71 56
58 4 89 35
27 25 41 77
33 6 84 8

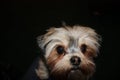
68 56 86 80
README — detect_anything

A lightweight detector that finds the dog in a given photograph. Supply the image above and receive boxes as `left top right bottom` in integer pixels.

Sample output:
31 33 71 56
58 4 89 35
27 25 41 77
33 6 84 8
35 25 101 80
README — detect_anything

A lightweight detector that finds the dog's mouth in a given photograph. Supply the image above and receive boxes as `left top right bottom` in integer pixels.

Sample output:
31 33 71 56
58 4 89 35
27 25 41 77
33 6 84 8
71 66 80 70
50 66 91 80
68 67 86 80
69 68 81 75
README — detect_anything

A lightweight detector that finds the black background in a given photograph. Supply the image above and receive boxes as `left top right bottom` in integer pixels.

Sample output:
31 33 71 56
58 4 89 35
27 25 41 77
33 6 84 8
0 0 120 80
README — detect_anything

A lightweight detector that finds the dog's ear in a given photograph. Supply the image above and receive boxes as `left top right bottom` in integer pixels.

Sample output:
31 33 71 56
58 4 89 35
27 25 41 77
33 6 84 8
36 35 50 80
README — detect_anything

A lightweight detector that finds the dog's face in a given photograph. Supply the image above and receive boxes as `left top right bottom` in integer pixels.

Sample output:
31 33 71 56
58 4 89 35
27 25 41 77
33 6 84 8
37 26 101 80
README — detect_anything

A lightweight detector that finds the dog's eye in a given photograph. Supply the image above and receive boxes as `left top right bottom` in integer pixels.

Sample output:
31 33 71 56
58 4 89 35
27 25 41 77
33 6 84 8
56 46 65 54
80 44 87 53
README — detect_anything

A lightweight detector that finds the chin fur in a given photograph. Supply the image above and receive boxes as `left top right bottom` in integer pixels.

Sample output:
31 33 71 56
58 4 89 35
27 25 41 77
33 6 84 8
36 25 101 80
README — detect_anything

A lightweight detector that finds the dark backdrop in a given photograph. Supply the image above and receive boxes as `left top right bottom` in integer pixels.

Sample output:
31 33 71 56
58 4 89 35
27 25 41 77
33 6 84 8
1 0 120 80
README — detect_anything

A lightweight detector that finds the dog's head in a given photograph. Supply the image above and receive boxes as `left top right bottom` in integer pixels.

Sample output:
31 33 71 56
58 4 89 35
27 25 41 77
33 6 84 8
37 25 101 80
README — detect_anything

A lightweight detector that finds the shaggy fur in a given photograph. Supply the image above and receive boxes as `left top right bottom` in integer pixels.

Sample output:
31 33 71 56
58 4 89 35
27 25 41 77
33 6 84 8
36 25 101 80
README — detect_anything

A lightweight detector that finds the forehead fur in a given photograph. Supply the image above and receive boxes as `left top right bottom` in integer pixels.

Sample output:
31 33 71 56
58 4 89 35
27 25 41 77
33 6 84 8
47 26 98 40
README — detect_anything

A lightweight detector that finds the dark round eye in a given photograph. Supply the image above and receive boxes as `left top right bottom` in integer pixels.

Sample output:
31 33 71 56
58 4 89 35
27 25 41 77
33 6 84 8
56 46 65 54
80 44 87 53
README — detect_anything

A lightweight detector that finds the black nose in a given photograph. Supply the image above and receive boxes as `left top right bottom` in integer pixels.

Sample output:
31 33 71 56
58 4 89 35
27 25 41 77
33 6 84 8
70 56 81 66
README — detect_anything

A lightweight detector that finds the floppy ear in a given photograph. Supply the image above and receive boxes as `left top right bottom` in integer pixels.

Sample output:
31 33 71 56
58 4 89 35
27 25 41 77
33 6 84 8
36 36 50 80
